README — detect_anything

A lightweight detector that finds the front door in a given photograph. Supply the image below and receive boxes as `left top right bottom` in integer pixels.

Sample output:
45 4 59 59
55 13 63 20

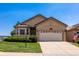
30 27 36 35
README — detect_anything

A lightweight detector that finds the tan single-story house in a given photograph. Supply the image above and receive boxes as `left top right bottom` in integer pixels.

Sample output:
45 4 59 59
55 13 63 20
12 14 79 42
12 14 68 41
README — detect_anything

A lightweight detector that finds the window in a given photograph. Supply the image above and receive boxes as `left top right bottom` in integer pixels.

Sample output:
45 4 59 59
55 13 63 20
16 29 18 34
20 29 25 35
27 28 29 35
49 28 53 30
77 32 79 38
77 32 79 35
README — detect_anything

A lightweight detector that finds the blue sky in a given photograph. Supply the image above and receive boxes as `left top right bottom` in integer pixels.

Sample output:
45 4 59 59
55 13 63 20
0 3 79 35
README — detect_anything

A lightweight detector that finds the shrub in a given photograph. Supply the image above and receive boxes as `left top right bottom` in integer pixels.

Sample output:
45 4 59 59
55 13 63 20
76 39 79 44
4 36 27 42
10 30 16 36
4 36 37 42
29 35 37 42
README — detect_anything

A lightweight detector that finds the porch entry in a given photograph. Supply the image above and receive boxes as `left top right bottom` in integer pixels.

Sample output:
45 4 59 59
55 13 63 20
16 27 36 36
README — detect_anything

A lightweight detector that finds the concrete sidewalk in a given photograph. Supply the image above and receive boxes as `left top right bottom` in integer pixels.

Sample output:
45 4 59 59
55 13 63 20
39 42 79 56
0 52 42 56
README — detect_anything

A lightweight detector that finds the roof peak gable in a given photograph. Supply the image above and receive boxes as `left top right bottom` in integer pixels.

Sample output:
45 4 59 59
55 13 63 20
48 17 68 26
20 14 47 24
35 17 68 26
71 23 79 28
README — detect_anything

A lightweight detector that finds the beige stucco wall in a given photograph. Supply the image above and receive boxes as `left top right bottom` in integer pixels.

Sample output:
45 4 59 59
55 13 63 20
36 18 67 41
67 31 73 41
36 18 66 32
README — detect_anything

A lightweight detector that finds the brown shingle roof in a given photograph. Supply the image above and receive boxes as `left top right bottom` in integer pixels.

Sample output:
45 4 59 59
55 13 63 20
15 14 68 27
67 23 79 30
49 17 68 26
35 17 68 26
71 23 79 29
15 14 47 27
72 23 79 27
20 14 47 25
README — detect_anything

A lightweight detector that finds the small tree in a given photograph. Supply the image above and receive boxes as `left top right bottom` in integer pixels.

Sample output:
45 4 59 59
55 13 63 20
14 21 20 28
11 21 20 36
10 30 16 36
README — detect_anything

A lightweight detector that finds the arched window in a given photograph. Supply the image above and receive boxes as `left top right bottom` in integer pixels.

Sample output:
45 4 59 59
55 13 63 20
49 28 53 31
49 28 53 32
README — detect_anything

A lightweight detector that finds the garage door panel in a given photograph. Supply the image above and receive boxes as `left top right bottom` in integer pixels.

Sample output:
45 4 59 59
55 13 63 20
39 32 62 41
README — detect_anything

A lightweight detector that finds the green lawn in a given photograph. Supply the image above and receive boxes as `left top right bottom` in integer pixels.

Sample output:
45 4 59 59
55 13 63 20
0 42 42 53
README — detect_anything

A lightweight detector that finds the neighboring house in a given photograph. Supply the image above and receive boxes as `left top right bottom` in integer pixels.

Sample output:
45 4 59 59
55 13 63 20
12 14 68 41
67 23 79 41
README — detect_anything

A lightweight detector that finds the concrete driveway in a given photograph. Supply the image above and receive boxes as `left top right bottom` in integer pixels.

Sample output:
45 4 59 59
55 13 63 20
39 42 79 56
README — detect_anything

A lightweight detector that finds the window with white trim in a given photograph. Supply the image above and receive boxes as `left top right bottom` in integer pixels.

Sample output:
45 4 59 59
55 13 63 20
20 29 25 35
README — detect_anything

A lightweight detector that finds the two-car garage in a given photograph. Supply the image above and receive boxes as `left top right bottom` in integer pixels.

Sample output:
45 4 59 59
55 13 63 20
39 32 63 41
